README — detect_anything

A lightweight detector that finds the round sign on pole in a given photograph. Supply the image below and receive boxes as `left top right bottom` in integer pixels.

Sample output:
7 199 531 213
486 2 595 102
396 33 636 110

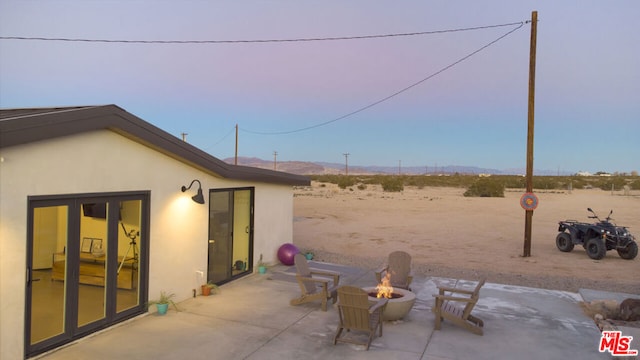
520 192 539 211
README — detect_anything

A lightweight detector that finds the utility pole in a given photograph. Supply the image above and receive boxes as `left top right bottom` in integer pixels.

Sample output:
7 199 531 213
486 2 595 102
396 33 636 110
234 124 238 165
273 151 278 170
523 10 538 257
398 160 402 175
343 153 350 175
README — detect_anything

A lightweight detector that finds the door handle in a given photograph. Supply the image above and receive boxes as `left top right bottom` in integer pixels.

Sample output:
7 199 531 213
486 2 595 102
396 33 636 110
208 240 215 244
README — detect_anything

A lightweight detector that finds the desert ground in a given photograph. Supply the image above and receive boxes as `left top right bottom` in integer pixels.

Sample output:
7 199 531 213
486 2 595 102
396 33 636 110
293 181 640 294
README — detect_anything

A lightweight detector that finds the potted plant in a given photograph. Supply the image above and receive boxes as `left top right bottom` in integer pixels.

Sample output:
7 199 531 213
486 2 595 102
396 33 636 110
201 281 219 296
148 290 179 315
257 254 267 274
304 250 314 260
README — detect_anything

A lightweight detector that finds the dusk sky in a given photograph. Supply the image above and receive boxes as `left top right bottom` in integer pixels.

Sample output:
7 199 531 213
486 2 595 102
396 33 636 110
1 1 638 174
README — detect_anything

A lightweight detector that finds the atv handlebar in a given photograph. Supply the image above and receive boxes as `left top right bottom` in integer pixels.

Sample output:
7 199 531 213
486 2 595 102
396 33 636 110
586 208 613 222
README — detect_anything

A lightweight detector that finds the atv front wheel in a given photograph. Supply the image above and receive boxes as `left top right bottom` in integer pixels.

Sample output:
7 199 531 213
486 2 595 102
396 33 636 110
556 233 574 252
585 237 606 260
617 242 638 260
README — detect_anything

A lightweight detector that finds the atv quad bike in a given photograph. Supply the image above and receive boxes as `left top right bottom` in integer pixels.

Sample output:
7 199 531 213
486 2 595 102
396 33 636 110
556 208 637 260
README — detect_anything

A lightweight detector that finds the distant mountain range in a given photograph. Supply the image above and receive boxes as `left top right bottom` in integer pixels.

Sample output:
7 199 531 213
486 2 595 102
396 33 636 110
223 157 568 176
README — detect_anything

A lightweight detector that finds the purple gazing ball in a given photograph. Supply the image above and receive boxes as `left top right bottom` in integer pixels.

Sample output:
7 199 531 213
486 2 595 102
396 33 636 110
277 243 300 266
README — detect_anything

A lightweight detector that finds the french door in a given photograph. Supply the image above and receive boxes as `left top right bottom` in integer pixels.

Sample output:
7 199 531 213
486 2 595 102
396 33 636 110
25 192 149 357
208 188 254 284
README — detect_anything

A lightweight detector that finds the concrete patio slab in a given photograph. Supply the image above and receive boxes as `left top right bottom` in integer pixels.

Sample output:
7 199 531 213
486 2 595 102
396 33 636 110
34 261 634 360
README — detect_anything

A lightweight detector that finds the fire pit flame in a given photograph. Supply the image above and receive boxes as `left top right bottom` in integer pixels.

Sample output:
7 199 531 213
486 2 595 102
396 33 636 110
376 273 393 299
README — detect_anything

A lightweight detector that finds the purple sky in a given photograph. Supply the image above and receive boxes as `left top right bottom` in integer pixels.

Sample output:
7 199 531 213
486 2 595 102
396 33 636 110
1 1 639 174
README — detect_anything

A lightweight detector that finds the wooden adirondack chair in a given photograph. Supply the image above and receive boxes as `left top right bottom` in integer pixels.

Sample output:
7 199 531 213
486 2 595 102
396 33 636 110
432 278 485 335
375 251 413 290
290 253 340 311
334 286 388 350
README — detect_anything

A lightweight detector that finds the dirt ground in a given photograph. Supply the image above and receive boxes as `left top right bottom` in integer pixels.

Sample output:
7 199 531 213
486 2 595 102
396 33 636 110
293 182 640 294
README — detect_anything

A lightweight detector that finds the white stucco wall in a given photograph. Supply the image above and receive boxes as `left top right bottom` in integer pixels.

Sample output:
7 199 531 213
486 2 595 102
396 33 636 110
0 130 295 359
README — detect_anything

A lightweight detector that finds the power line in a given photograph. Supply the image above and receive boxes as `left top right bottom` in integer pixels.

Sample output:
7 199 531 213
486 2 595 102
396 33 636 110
0 22 524 44
202 124 236 151
241 21 525 135
3 20 527 139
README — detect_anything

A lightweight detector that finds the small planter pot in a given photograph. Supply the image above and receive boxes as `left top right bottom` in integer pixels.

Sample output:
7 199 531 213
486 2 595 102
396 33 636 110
201 285 211 296
258 266 267 274
156 303 169 315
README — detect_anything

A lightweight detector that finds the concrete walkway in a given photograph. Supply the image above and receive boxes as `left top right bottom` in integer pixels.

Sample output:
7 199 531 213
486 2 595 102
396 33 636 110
35 261 639 360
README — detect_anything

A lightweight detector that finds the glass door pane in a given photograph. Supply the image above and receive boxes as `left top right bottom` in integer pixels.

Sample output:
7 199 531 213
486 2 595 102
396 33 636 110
232 190 251 276
77 202 108 327
209 191 231 283
116 200 141 312
30 205 68 344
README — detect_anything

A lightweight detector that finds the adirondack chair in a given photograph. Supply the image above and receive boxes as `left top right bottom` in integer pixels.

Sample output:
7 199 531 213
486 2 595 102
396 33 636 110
432 278 486 335
375 251 413 290
290 253 340 311
334 286 388 350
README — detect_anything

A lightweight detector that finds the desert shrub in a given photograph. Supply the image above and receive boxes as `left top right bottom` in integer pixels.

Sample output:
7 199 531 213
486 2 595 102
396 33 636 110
357 183 367 190
381 177 404 192
593 176 627 191
532 176 561 190
501 176 526 189
337 176 356 189
308 174 638 192
403 174 473 188
464 178 504 197
568 177 587 190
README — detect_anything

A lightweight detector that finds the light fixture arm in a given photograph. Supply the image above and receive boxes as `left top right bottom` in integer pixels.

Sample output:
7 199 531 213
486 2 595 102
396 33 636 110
181 179 201 192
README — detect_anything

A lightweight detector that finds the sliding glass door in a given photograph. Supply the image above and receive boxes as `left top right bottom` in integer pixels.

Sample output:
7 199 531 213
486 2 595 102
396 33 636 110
208 188 253 284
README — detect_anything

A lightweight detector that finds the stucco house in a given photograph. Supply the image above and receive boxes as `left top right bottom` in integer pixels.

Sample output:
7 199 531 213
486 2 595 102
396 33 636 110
0 105 310 359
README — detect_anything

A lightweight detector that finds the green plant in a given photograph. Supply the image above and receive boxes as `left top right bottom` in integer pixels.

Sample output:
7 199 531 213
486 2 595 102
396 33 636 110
532 176 561 190
308 174 640 192
381 176 404 192
148 291 179 311
204 281 220 293
256 253 268 274
463 178 505 197
337 176 356 189
594 176 627 191
257 253 266 267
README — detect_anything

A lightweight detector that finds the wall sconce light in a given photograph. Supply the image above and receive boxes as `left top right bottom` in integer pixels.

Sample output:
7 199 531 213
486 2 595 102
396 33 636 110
181 179 205 204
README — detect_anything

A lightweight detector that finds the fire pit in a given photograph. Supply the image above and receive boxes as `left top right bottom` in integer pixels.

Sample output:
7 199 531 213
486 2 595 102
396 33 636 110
363 273 416 321
364 287 416 321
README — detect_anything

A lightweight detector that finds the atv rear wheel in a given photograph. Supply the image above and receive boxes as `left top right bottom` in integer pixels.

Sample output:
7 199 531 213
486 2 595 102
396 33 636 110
555 233 574 252
617 241 638 260
585 237 606 260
